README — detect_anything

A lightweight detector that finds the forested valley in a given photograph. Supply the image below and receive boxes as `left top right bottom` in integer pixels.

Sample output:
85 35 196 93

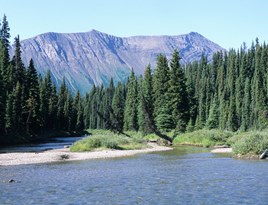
1 15 268 146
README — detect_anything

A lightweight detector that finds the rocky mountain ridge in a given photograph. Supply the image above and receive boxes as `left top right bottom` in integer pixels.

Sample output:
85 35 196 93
17 30 225 94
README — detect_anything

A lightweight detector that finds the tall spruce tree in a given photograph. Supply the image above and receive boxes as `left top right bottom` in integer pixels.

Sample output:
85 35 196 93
0 14 11 87
26 59 40 134
167 50 189 133
12 36 25 85
153 54 170 116
138 65 154 134
112 82 125 133
124 70 138 131
57 78 68 129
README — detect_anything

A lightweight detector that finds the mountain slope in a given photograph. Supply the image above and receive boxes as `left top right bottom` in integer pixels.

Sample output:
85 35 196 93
18 30 225 94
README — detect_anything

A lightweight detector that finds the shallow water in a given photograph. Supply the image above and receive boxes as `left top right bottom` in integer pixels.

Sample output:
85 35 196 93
0 136 85 153
0 146 268 205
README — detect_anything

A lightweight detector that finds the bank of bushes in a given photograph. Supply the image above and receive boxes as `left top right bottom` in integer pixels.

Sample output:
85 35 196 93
71 129 268 156
70 130 147 152
229 131 268 155
173 129 232 147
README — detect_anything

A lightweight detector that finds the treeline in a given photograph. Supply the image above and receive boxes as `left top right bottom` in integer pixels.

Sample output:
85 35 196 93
86 40 268 136
187 40 268 131
2 15 268 145
0 15 84 145
84 50 190 136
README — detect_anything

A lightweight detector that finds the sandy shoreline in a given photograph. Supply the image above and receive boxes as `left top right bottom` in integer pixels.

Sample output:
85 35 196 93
211 147 233 153
0 143 172 166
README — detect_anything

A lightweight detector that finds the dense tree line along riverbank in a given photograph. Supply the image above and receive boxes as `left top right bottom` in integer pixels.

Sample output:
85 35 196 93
0 16 268 156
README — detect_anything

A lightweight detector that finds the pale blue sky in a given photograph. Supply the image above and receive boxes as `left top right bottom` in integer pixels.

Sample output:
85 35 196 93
1 0 267 49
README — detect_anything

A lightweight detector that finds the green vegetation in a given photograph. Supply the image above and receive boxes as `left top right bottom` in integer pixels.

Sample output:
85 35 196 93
70 130 147 152
1 16 268 157
228 131 268 155
173 129 233 147
0 15 84 145
173 129 268 156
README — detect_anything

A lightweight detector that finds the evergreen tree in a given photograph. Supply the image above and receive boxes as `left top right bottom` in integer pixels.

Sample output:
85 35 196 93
48 85 58 130
137 65 154 135
76 95 84 132
167 50 189 132
12 36 25 85
25 59 40 134
0 14 10 88
57 78 68 129
64 92 73 131
72 91 84 131
137 76 144 133
155 103 174 132
4 92 14 134
12 82 23 133
153 54 170 117
112 82 125 133
124 70 138 131
0 14 11 50
206 96 219 129
241 78 251 131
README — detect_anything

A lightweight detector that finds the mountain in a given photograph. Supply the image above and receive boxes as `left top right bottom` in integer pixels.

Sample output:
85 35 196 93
17 30 225 94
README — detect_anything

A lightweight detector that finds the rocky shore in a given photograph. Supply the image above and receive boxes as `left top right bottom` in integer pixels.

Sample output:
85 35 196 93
0 143 172 166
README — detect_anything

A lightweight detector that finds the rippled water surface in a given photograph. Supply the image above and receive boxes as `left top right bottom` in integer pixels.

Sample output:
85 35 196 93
1 146 268 205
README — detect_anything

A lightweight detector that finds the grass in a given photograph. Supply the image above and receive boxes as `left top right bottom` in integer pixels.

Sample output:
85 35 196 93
173 129 233 147
228 130 268 155
70 130 147 152
71 128 268 156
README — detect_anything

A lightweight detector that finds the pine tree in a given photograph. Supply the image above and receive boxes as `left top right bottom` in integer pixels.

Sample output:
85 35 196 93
241 78 251 131
72 91 84 132
40 70 53 130
167 50 189 132
155 103 174 132
124 70 138 131
137 76 144 133
12 82 23 133
153 54 171 130
138 65 154 135
206 96 219 129
64 92 73 131
12 36 25 85
112 82 125 133
103 79 115 129
0 14 11 88
5 93 14 134
57 78 68 129
0 14 11 50
25 59 40 134
76 96 84 132
48 85 58 130
196 69 206 129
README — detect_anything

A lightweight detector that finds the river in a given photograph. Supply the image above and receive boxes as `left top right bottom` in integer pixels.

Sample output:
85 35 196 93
0 141 268 204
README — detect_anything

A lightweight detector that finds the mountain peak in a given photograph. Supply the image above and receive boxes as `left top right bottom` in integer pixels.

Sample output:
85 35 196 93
18 31 225 94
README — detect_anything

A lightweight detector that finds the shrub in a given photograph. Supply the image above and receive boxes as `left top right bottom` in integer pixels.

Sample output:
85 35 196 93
173 129 233 147
231 131 268 155
71 130 147 152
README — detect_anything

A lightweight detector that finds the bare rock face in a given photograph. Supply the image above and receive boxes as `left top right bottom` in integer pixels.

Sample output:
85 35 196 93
16 30 225 94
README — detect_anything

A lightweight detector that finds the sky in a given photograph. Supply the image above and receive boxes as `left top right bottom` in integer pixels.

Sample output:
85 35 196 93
1 0 268 49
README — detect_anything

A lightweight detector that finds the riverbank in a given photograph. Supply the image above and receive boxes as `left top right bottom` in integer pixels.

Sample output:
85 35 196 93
211 147 232 153
0 143 172 166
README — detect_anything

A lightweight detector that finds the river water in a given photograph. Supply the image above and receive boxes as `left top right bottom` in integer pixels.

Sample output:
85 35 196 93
0 144 268 204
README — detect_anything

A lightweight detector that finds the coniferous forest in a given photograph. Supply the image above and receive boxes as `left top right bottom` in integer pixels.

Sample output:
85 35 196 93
1 15 268 145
